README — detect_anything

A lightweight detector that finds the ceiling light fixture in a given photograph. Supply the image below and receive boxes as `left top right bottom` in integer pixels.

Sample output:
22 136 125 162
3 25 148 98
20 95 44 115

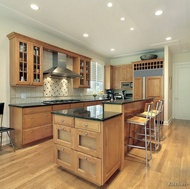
166 37 172 40
130 27 134 31
110 48 115 51
120 17 125 21
107 2 113 7
83 33 89 38
30 4 39 10
155 10 163 16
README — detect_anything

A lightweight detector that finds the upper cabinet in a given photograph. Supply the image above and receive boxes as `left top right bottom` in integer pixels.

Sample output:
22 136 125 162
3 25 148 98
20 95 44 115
104 65 113 89
73 57 91 88
120 64 133 82
7 33 43 86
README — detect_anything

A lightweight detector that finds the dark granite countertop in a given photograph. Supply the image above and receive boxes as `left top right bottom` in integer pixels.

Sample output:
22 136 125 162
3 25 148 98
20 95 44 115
103 98 154 105
9 98 109 108
52 105 122 121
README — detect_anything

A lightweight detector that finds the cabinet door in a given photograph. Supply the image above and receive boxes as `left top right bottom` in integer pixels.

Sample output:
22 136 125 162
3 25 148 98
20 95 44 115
120 65 133 82
54 124 74 148
74 129 102 158
17 38 31 85
133 77 143 100
74 151 101 185
146 76 163 100
113 66 120 89
55 144 75 172
31 43 43 86
104 65 113 89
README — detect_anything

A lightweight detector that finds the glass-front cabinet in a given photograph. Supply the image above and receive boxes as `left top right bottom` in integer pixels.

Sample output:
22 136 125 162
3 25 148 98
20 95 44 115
7 32 43 86
73 56 91 88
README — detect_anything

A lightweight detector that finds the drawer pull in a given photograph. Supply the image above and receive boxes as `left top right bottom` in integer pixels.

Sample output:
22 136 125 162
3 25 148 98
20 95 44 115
84 157 87 160
61 148 64 151
30 117 33 119
85 132 88 136
84 123 88 127
61 127 65 130
61 120 64 122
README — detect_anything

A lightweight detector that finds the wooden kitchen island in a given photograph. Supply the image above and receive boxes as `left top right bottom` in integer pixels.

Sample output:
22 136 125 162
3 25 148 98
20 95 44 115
52 105 122 186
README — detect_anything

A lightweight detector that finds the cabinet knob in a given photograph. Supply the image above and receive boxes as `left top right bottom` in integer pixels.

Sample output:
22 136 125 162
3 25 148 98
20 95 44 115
61 148 64 151
85 132 88 136
30 131 33 133
30 117 33 119
61 127 65 130
84 157 87 160
84 123 88 127
61 120 64 122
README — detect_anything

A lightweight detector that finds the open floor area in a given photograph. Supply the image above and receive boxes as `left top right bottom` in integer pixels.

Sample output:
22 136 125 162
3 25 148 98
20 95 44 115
0 119 190 189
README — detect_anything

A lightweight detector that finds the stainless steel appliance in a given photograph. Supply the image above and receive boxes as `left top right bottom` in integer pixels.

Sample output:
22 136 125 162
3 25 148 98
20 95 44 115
106 89 114 100
121 81 133 89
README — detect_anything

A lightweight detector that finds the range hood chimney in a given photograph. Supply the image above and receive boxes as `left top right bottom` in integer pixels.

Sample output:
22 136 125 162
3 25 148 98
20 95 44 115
43 52 81 78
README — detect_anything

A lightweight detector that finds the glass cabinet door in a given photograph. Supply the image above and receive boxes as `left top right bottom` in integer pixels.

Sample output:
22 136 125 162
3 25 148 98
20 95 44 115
80 59 84 86
85 60 90 87
19 41 29 83
32 44 43 85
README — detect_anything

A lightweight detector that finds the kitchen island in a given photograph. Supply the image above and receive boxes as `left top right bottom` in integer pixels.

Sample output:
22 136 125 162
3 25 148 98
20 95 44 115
52 105 122 186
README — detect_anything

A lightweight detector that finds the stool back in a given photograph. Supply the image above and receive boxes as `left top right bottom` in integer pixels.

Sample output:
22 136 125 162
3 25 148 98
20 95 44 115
0 103 4 127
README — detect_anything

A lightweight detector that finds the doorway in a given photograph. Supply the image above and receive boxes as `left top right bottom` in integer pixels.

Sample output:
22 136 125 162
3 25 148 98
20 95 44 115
173 62 190 120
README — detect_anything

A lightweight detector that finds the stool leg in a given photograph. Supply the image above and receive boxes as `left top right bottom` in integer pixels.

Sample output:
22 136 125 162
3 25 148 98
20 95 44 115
6 131 15 151
0 132 2 148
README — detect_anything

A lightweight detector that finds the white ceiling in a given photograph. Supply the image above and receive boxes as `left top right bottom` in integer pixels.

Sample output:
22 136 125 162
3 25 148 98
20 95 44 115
0 0 190 58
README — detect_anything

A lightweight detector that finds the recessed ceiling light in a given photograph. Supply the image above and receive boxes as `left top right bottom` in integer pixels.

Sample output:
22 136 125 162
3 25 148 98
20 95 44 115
30 4 39 10
155 10 163 16
130 27 134 31
120 17 125 21
107 2 113 7
166 37 172 41
83 33 89 38
110 48 115 51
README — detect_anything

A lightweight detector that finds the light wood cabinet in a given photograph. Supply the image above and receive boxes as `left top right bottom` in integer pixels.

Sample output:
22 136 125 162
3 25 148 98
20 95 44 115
120 64 133 82
73 57 91 88
104 65 113 89
112 66 120 89
133 77 143 100
53 114 122 186
7 33 43 86
146 76 163 100
10 106 52 147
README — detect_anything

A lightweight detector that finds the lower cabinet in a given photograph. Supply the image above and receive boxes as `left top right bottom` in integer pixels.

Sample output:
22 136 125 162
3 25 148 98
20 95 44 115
10 105 52 147
53 115 122 186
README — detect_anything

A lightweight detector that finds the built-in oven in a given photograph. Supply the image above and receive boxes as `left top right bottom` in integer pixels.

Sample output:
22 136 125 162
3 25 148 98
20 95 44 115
121 81 133 89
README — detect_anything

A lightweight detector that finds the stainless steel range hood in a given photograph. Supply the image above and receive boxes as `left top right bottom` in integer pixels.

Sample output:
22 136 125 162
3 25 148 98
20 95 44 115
43 52 81 78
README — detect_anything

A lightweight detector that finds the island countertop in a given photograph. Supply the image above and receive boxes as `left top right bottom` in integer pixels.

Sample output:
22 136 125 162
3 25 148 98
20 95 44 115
51 105 122 121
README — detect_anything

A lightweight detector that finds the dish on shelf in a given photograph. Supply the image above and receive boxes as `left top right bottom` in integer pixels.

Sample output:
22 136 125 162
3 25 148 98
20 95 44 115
140 54 158 60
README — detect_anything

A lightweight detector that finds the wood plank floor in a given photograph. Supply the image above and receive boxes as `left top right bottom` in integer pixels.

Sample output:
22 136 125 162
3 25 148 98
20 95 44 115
0 119 190 189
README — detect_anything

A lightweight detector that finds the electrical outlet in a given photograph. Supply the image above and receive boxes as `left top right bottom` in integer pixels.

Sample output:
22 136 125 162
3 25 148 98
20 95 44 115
21 93 26 99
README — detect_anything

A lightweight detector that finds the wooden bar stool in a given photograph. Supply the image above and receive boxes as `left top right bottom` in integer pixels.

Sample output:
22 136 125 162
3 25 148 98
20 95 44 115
126 103 153 167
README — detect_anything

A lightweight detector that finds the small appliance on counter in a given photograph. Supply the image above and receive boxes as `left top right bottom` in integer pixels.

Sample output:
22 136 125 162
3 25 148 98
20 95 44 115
106 89 114 100
122 90 133 100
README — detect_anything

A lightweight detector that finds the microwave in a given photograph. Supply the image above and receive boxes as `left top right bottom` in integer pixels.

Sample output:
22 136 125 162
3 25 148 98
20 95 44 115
121 81 133 89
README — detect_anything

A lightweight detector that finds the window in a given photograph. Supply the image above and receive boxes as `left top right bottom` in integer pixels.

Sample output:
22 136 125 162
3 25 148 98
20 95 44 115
87 61 104 94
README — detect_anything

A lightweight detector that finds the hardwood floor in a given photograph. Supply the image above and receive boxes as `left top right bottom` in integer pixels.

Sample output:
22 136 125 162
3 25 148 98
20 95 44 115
0 119 190 189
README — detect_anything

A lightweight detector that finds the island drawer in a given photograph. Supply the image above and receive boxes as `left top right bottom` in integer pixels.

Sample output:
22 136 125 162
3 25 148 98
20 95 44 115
75 118 101 132
54 115 74 127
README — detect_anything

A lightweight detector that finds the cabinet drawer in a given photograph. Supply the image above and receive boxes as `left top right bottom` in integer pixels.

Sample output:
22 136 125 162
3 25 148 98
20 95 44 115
74 151 101 185
74 129 102 158
23 124 52 144
75 118 101 132
53 104 71 111
54 115 74 127
54 124 74 148
55 144 75 172
23 106 52 114
23 112 52 129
